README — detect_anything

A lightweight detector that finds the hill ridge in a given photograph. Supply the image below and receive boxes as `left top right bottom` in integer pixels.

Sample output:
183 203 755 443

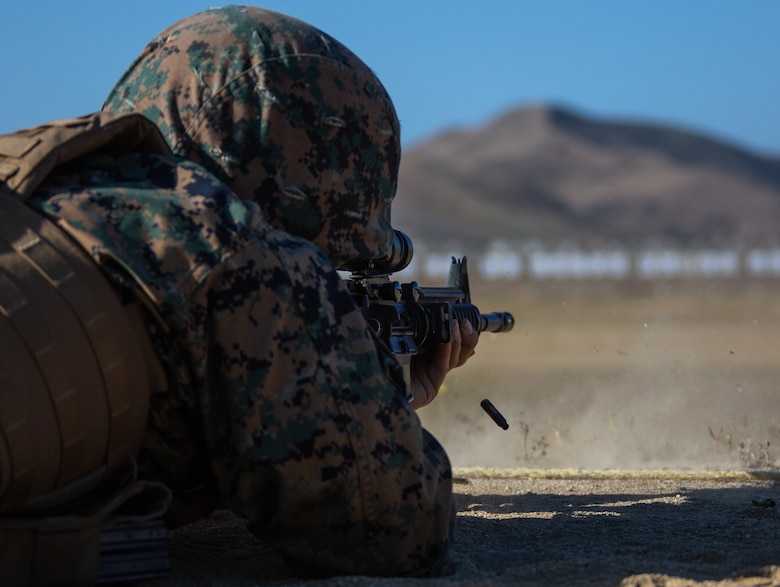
394 104 780 248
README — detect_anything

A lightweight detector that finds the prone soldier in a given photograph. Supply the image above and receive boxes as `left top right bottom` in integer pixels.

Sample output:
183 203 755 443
0 5 482 584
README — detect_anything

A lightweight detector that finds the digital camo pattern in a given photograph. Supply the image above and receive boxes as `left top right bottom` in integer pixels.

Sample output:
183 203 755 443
29 150 453 577
103 5 401 271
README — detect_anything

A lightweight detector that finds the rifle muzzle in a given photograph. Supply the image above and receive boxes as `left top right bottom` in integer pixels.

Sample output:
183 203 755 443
449 304 515 334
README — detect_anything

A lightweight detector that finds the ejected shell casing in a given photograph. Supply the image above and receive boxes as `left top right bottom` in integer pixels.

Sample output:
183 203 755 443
481 399 509 430
752 496 776 508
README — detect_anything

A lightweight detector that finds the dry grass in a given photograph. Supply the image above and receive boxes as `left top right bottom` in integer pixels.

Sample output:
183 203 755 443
420 280 780 471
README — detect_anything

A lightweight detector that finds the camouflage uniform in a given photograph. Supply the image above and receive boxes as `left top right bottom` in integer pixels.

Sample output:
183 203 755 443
28 5 453 579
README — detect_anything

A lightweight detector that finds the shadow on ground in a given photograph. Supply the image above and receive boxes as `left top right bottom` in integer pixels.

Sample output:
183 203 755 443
150 472 780 587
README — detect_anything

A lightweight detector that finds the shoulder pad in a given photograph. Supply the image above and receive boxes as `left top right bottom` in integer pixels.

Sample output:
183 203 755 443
0 112 171 199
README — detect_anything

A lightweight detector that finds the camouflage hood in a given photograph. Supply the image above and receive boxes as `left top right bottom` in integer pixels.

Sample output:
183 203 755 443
103 5 400 269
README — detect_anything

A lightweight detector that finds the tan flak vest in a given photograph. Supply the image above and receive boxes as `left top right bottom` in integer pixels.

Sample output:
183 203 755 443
0 112 173 586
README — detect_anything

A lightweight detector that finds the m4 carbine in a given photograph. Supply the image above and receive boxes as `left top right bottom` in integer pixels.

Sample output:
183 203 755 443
345 230 514 396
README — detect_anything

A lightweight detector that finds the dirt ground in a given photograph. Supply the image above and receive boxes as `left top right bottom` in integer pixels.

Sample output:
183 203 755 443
150 469 780 587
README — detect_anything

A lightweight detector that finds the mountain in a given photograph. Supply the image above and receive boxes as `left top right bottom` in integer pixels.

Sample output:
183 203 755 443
392 105 780 249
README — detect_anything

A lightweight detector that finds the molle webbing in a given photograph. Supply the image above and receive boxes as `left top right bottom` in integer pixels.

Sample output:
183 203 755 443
0 112 171 199
0 112 172 515
0 194 152 513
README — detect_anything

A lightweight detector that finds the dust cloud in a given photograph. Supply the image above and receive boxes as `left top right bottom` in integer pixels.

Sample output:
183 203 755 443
419 285 780 472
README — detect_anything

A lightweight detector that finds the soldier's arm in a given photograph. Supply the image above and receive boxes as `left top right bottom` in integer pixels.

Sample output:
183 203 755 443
190 230 454 578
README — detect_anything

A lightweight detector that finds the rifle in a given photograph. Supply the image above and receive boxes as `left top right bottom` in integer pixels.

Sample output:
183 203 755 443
345 230 514 398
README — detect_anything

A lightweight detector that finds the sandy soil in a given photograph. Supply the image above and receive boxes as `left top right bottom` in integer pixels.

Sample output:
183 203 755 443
149 469 780 587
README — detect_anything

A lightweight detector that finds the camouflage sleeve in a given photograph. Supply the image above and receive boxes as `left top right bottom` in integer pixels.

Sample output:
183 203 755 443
186 229 454 577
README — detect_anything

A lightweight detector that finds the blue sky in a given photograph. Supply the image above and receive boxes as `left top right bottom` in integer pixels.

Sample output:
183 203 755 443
2 1 779 155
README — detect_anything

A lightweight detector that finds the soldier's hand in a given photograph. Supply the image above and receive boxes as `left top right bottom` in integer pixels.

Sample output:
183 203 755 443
408 319 478 409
